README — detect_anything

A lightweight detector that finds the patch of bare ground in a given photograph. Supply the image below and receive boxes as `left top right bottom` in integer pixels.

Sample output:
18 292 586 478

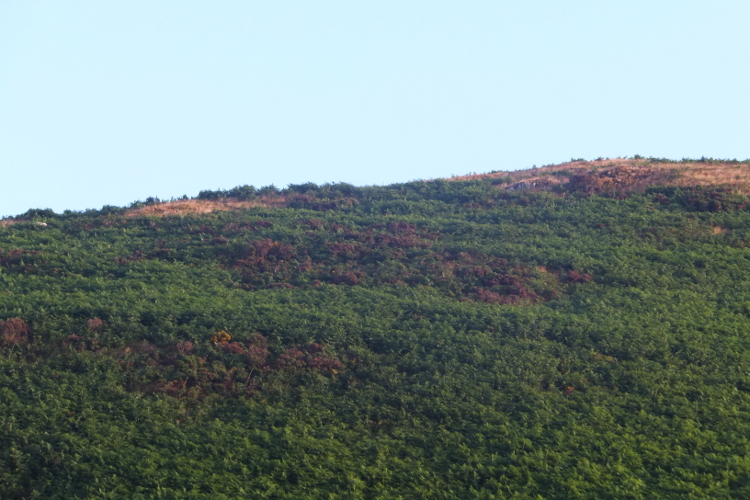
1 219 22 227
448 159 750 193
125 197 289 217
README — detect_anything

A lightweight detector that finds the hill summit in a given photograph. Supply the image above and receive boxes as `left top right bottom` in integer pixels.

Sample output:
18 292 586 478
452 157 750 193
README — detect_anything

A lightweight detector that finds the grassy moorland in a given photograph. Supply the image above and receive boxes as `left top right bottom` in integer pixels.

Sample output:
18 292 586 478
3 158 750 498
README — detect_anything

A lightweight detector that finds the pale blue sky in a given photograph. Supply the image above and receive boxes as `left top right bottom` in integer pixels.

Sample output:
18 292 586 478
1 1 748 216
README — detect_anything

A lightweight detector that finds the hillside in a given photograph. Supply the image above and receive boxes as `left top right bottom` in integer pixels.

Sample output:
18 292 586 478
3 157 750 498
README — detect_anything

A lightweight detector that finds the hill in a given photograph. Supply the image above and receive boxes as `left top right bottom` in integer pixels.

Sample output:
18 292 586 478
2 157 750 498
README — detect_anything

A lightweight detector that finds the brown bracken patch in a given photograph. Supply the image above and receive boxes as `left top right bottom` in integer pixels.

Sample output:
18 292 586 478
1 219 21 227
125 197 289 217
0 318 31 347
446 159 750 194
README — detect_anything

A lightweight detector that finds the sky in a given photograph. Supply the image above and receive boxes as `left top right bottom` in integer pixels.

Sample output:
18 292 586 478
1 1 749 216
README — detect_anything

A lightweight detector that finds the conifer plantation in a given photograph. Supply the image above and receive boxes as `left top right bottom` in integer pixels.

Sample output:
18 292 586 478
3 158 750 498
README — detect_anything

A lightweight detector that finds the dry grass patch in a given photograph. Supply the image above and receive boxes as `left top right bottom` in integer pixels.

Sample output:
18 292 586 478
125 197 289 217
1 219 22 228
447 159 750 193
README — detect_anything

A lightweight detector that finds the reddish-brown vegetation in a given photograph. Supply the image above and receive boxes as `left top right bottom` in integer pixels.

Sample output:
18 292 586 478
566 270 594 284
87 318 106 331
176 340 194 355
124 197 289 217
0 318 30 348
0 219 20 227
124 193 357 218
448 159 750 194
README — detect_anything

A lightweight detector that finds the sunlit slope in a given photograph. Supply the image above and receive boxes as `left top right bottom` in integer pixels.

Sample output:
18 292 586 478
453 157 750 194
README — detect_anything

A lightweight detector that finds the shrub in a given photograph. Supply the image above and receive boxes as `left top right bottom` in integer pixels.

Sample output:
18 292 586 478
0 318 30 347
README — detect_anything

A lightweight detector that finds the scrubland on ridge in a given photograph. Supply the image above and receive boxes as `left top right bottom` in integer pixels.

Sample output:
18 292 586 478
94 157 750 219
